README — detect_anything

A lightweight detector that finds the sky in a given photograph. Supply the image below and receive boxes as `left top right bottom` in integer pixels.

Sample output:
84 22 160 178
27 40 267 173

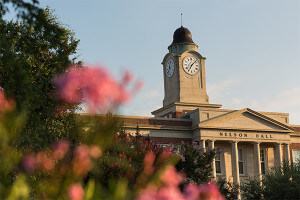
7 0 300 124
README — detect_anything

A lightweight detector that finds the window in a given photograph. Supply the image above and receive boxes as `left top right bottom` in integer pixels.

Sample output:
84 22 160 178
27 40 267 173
202 112 210 120
215 152 221 174
292 149 300 164
260 149 266 174
238 149 244 174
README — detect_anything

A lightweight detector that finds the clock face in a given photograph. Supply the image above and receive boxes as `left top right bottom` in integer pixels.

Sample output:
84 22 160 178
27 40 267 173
165 58 175 78
182 56 200 75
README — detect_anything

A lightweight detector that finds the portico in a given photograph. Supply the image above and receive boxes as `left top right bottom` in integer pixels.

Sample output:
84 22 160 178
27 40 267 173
189 108 293 184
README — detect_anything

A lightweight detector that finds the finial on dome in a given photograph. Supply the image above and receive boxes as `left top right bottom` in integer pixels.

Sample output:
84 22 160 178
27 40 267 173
181 13 182 27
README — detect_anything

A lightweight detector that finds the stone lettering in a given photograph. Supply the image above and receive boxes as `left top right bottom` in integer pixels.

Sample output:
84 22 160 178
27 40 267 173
219 132 273 139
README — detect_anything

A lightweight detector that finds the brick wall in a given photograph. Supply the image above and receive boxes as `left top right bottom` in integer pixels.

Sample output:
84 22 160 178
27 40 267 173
150 137 192 144
122 118 192 127
290 143 300 162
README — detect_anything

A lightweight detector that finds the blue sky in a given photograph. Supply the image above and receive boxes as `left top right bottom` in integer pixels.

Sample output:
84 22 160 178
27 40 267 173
7 0 300 124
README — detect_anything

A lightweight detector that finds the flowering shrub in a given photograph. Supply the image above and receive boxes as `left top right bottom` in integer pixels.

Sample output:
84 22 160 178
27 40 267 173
175 141 216 184
99 131 163 187
0 65 225 200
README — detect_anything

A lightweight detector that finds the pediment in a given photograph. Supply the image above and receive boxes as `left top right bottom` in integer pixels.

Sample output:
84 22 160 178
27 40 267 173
198 108 293 132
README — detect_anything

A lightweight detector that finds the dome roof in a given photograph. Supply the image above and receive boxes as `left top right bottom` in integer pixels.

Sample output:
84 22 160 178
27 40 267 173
171 26 194 45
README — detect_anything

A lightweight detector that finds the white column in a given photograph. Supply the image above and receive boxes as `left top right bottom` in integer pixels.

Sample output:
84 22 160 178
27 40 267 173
284 143 290 164
231 141 240 199
276 143 283 167
199 140 206 150
209 140 216 180
254 142 262 182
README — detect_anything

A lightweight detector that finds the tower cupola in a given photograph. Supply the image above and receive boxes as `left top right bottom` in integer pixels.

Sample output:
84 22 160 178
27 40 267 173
168 26 198 55
171 26 194 45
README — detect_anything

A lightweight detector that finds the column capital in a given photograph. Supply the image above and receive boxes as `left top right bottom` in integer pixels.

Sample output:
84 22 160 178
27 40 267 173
252 141 261 145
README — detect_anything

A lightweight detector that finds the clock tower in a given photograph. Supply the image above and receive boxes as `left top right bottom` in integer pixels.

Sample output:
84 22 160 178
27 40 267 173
152 26 222 118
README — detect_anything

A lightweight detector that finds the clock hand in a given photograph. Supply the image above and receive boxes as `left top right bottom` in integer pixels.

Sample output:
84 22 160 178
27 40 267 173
188 60 197 71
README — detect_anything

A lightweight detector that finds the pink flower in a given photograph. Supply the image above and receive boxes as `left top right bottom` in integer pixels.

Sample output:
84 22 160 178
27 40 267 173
143 152 155 175
160 165 183 187
22 154 37 172
89 145 102 158
73 145 93 175
52 140 70 160
197 182 224 200
36 151 55 171
157 186 184 200
183 183 199 200
137 185 184 200
68 183 84 200
136 185 157 200
0 88 15 112
54 67 83 103
131 80 144 96
54 66 131 112
122 70 133 85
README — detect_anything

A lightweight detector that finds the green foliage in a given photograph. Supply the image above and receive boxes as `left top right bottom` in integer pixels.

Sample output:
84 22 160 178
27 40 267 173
0 111 25 199
0 6 81 150
241 161 300 200
97 126 163 188
262 161 300 200
175 142 216 184
216 178 239 200
241 177 262 200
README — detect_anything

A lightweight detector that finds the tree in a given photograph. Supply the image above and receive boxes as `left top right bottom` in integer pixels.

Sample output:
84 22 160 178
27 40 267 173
216 178 239 200
0 7 81 150
241 161 300 200
175 142 216 184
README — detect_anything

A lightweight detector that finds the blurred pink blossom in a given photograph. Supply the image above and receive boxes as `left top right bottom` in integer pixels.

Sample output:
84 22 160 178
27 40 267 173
136 186 157 200
122 70 133 85
0 88 15 112
36 151 55 171
197 182 224 200
160 165 183 187
136 167 225 200
52 140 70 160
54 66 142 112
68 183 84 200
22 154 37 172
143 152 155 175
73 144 93 175
89 145 102 158
183 183 199 200
156 186 184 200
